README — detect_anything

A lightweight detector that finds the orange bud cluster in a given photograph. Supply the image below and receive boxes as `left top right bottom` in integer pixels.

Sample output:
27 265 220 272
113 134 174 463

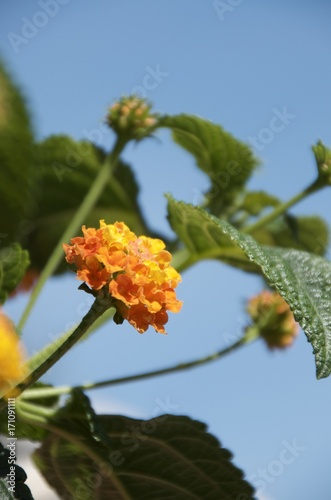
247 290 299 349
63 221 182 333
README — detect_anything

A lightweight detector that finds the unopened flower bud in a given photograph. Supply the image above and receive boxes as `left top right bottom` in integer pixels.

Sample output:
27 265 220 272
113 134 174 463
106 96 159 141
246 290 299 349
312 140 331 185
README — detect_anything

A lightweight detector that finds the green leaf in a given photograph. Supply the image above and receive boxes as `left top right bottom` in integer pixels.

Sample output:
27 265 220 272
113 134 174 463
33 389 254 499
167 196 331 379
26 135 152 273
239 191 280 216
0 61 36 248
263 215 329 256
161 114 259 215
0 244 30 304
167 194 259 272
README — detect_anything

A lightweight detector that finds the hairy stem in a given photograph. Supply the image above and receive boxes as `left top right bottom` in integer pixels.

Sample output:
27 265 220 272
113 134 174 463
243 179 321 235
0 294 112 408
21 332 257 401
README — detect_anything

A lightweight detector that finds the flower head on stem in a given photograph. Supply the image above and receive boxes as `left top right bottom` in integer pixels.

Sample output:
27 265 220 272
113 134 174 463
63 221 182 333
246 290 299 349
106 96 159 141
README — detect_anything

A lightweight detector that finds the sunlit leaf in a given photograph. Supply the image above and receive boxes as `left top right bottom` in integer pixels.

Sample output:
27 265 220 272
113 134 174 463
167 196 331 379
161 114 259 215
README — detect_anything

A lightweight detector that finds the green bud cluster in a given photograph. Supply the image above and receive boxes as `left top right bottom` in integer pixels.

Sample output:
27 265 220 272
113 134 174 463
312 140 331 186
106 96 159 141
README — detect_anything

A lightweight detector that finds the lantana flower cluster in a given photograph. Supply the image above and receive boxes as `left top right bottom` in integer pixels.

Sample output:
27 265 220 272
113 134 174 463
247 290 299 349
0 311 26 393
63 221 182 333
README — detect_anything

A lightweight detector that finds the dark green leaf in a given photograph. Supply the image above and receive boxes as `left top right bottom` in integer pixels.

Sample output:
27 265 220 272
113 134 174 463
33 389 254 499
0 244 29 304
0 61 36 248
161 114 259 215
167 196 331 379
26 136 152 273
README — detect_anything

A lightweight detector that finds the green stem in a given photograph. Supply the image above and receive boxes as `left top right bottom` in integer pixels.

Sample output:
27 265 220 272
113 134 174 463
21 333 256 401
17 400 56 418
17 137 127 333
243 179 322 234
0 293 112 408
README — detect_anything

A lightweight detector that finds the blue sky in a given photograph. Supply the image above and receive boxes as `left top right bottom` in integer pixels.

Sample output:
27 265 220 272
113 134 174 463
1 1 331 499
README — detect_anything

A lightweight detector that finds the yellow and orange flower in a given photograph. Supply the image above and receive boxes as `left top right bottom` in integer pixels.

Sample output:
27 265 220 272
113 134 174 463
247 290 299 349
0 311 26 394
63 221 182 333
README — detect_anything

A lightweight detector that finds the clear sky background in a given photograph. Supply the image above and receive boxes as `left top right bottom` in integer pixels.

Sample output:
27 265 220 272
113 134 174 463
1 1 331 499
